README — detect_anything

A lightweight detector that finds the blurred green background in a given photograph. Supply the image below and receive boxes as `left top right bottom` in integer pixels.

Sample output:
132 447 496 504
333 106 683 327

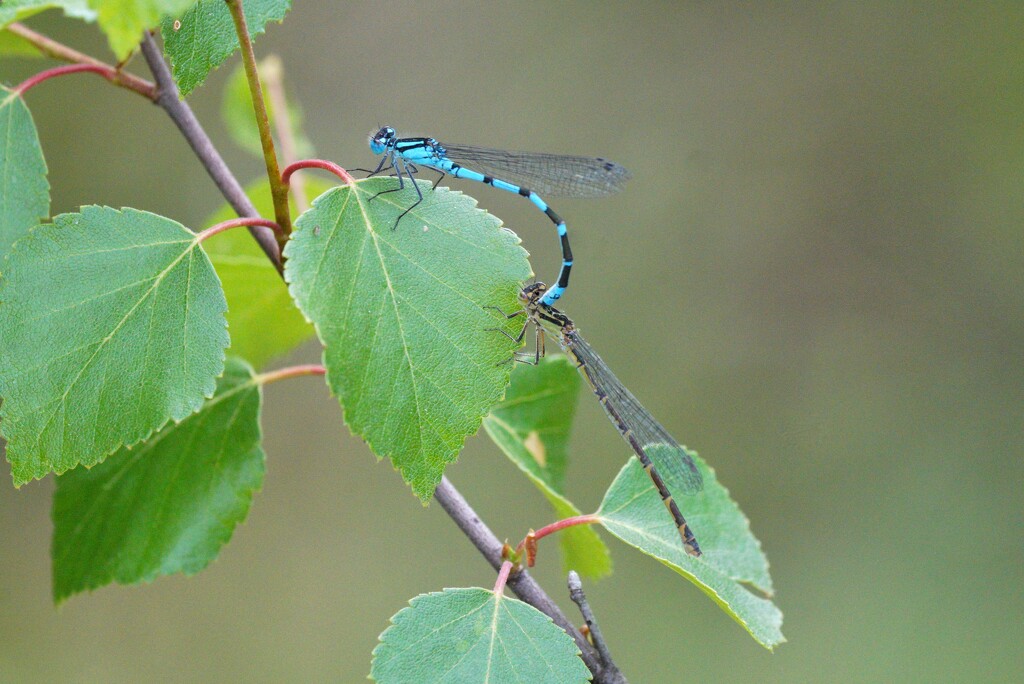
2 2 1022 682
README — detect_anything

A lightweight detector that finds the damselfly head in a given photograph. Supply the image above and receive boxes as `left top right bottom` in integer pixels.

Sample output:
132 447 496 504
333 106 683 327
520 282 548 306
369 125 396 154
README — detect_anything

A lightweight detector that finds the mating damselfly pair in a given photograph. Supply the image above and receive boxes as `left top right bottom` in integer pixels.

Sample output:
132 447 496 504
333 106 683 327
362 128 704 555
493 283 705 557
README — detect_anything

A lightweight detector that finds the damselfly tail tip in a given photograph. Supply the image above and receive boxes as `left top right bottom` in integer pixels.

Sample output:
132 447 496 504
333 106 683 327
681 527 702 557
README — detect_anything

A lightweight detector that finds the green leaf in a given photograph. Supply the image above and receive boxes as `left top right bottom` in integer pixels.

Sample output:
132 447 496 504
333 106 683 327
0 0 95 28
89 0 193 60
51 357 263 602
597 456 784 649
161 0 291 97
0 87 49 256
0 29 43 57
484 355 611 579
0 206 228 485
283 179 531 501
371 588 590 684
220 58 312 157
204 178 324 369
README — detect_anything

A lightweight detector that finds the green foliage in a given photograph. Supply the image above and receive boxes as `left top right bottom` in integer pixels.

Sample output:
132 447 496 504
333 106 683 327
484 355 783 648
162 0 291 97
89 0 193 59
0 29 43 56
484 355 611 579
220 59 311 157
0 87 49 256
51 357 263 601
0 3 786 674
597 456 784 649
283 179 531 500
0 0 94 28
371 588 590 684
204 178 323 369
0 206 228 485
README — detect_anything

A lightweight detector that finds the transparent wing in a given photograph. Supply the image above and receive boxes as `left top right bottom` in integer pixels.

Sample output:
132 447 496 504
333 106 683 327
440 143 631 198
563 330 704 495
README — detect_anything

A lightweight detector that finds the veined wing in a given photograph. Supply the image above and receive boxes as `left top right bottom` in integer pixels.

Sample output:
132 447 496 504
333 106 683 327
440 143 631 198
562 329 703 495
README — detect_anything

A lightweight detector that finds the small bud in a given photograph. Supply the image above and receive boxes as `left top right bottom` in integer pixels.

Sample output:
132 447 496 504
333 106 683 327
524 531 538 567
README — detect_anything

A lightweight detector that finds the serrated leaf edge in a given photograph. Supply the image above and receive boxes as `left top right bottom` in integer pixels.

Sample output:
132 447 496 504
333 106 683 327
0 86 51 257
597 459 784 649
371 587 585 679
284 182 529 502
52 360 263 602
1 206 229 485
161 0 294 97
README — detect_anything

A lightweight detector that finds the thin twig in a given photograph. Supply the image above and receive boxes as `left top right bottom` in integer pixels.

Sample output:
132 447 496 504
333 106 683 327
225 0 292 241
6 23 157 100
434 477 615 681
569 571 627 684
7 24 281 270
138 31 282 271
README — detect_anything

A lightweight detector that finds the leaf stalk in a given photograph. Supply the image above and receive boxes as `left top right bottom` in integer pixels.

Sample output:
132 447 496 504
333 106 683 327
492 560 514 595
282 159 355 185
13 64 119 96
6 23 157 100
256 364 327 385
515 514 601 565
195 217 282 243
